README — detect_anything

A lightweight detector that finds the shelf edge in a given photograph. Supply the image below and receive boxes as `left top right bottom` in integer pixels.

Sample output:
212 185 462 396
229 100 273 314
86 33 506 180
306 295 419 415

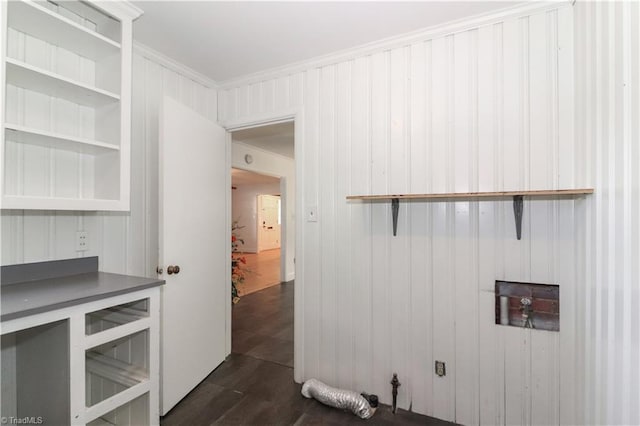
5 123 120 153
346 188 595 200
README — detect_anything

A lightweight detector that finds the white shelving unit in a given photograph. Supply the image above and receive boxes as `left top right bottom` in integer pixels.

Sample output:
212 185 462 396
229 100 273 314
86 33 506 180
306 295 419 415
1 0 141 211
1 289 160 425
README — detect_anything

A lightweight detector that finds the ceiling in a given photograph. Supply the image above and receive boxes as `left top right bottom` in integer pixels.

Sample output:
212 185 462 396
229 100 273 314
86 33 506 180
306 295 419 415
232 168 280 187
133 1 521 83
232 122 294 159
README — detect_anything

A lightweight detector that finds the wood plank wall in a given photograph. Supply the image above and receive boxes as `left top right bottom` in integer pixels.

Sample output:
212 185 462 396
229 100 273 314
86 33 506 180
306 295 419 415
576 2 640 425
1 51 217 279
219 5 583 425
2 2 638 425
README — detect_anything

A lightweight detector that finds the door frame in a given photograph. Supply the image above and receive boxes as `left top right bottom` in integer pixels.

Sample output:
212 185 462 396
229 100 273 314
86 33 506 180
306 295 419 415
222 109 304 382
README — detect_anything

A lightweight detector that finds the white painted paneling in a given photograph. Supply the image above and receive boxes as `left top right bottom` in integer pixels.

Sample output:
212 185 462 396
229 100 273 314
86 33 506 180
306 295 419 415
369 49 393 409
350 55 374 398
3 1 635 424
219 4 592 424
408 40 432 417
387 45 411 411
452 28 479 426
576 1 640 425
2 49 216 280
302 66 321 382
335 59 354 392
318 63 337 386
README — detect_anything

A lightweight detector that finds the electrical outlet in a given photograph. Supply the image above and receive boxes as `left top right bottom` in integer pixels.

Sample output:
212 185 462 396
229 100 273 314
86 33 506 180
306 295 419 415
435 361 446 377
76 231 89 252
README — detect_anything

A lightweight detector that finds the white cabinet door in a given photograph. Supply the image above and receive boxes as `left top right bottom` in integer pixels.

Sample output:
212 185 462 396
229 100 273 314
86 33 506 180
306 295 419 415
159 96 227 415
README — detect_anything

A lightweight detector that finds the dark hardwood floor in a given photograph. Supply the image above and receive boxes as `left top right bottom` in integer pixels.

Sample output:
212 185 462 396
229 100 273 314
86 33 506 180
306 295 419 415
161 281 453 425
232 280 294 368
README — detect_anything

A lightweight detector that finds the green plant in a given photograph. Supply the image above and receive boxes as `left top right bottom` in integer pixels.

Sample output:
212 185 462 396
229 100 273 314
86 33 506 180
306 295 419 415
231 220 247 304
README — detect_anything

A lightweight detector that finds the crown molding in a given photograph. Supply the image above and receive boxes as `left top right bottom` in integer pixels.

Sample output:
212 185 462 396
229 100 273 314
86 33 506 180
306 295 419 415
218 0 571 89
133 42 218 89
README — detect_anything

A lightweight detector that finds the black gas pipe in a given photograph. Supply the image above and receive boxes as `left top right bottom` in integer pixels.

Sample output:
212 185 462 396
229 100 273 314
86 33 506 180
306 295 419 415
391 373 401 414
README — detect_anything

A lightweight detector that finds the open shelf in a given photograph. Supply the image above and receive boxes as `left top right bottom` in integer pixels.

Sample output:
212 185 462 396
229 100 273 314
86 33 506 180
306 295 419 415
347 189 594 239
6 58 120 107
5 123 119 155
87 393 149 426
86 330 149 408
7 0 121 61
1 320 70 425
86 299 149 335
86 352 148 389
1 195 124 211
347 188 594 200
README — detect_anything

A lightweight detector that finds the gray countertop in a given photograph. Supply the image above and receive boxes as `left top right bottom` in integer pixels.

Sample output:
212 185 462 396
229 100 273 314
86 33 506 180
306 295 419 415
1 271 164 322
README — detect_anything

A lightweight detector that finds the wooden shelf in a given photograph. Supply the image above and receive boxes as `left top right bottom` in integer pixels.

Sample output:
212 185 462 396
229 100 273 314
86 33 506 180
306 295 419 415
7 0 120 61
347 189 594 239
5 124 119 155
6 58 120 107
347 188 594 200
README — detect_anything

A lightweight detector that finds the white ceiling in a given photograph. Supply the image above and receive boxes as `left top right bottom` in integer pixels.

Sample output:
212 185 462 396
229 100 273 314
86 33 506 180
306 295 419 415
133 1 521 83
231 168 280 187
232 122 294 158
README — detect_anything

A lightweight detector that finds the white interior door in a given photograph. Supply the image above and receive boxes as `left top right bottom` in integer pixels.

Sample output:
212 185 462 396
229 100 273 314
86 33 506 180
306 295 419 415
257 194 281 251
159 96 227 415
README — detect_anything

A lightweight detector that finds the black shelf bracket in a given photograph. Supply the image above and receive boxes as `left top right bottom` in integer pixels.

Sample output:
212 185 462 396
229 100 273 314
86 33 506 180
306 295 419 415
392 198 399 236
390 195 524 239
513 195 524 240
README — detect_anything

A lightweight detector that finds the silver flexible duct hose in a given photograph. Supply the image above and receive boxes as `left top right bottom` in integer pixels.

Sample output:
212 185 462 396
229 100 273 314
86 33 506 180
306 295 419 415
301 379 376 419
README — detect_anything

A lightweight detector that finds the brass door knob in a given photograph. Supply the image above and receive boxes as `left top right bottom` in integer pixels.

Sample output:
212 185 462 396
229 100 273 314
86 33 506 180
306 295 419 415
167 265 181 275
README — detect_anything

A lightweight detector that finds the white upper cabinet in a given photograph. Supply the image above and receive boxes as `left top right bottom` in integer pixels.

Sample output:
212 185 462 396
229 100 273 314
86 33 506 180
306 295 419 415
1 0 142 211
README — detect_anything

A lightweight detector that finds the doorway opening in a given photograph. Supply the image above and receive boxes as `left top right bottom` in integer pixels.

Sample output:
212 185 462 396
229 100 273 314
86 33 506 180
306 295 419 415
231 169 282 296
229 121 295 368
